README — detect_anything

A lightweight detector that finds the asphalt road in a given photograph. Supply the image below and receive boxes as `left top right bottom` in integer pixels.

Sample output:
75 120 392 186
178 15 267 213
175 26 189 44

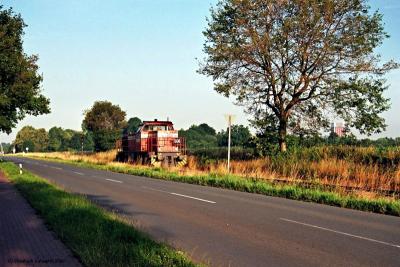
6 157 400 267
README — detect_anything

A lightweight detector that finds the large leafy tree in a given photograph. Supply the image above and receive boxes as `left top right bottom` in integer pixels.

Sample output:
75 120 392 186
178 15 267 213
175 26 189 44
82 101 126 151
200 0 398 151
0 7 50 134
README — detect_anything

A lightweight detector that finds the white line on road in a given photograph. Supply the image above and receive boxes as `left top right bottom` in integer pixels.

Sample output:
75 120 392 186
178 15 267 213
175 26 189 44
170 192 217 204
143 186 216 204
105 178 123 183
51 166 63 170
280 218 400 249
73 171 84 176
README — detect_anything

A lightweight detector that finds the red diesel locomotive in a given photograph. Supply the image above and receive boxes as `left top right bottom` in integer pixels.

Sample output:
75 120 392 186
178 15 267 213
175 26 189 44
116 119 187 166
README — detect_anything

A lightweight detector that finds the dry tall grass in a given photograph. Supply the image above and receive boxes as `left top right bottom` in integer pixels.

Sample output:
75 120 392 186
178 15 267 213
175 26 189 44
27 150 154 172
188 157 400 193
186 146 400 194
30 150 118 165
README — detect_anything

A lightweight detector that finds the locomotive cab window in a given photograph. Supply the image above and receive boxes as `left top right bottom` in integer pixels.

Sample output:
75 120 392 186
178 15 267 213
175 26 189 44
150 125 167 131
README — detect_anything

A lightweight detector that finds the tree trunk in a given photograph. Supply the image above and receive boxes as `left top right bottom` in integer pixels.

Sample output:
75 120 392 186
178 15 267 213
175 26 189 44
278 119 287 152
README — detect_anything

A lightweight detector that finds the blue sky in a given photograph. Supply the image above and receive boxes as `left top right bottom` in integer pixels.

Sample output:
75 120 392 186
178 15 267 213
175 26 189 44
1 0 399 142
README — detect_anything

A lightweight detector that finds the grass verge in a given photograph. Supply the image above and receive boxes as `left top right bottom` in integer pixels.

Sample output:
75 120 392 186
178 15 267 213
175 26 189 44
19 155 400 217
0 161 197 267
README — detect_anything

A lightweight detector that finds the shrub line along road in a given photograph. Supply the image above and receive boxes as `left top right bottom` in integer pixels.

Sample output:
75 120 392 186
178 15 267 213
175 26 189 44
6 157 400 267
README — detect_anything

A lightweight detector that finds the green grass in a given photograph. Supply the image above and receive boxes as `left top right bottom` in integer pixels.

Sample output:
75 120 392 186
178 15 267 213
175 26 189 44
0 161 197 267
22 155 400 217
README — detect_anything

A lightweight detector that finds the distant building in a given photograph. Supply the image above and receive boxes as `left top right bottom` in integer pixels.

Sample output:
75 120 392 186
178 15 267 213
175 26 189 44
331 122 345 137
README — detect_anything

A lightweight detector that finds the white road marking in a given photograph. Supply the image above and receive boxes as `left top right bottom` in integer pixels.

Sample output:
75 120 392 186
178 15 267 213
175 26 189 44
170 192 217 203
143 186 216 204
73 171 84 176
51 166 63 170
280 218 400 249
105 178 123 183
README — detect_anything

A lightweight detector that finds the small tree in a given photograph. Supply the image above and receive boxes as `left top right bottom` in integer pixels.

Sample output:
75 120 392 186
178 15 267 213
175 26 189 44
69 131 94 152
179 124 218 150
14 126 48 152
124 117 142 134
200 0 398 152
82 101 126 151
217 124 252 147
22 140 35 152
0 7 50 134
48 127 65 151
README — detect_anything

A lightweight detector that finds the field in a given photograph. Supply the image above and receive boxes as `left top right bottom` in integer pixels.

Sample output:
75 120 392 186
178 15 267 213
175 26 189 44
26 146 400 199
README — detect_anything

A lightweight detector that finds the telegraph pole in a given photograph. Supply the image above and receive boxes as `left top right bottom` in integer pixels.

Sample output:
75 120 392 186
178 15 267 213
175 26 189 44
224 114 235 173
227 115 232 172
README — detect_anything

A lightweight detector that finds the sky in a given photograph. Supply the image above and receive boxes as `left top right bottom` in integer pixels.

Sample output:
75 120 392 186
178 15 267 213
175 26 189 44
1 0 399 143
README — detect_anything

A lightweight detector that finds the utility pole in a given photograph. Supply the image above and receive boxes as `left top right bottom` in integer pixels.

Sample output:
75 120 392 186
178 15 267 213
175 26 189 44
224 114 235 173
228 116 231 172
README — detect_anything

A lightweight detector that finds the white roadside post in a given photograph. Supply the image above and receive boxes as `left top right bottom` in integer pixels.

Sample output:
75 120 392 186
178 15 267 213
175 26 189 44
81 133 84 155
224 114 236 173
19 163 23 174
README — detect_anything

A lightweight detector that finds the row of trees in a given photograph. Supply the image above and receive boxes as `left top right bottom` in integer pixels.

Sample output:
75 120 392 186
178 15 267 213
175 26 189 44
9 100 254 153
7 122 400 154
179 123 252 150
11 126 94 153
10 101 140 153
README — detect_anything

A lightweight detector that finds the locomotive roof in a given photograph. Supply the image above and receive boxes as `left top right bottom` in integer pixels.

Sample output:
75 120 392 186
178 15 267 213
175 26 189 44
141 120 174 126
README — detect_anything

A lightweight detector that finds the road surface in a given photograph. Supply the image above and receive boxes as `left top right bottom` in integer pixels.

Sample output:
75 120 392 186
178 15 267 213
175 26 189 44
6 157 400 267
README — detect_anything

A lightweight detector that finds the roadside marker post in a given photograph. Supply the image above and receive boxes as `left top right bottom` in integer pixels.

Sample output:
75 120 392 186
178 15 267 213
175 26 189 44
19 163 23 174
81 133 84 155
